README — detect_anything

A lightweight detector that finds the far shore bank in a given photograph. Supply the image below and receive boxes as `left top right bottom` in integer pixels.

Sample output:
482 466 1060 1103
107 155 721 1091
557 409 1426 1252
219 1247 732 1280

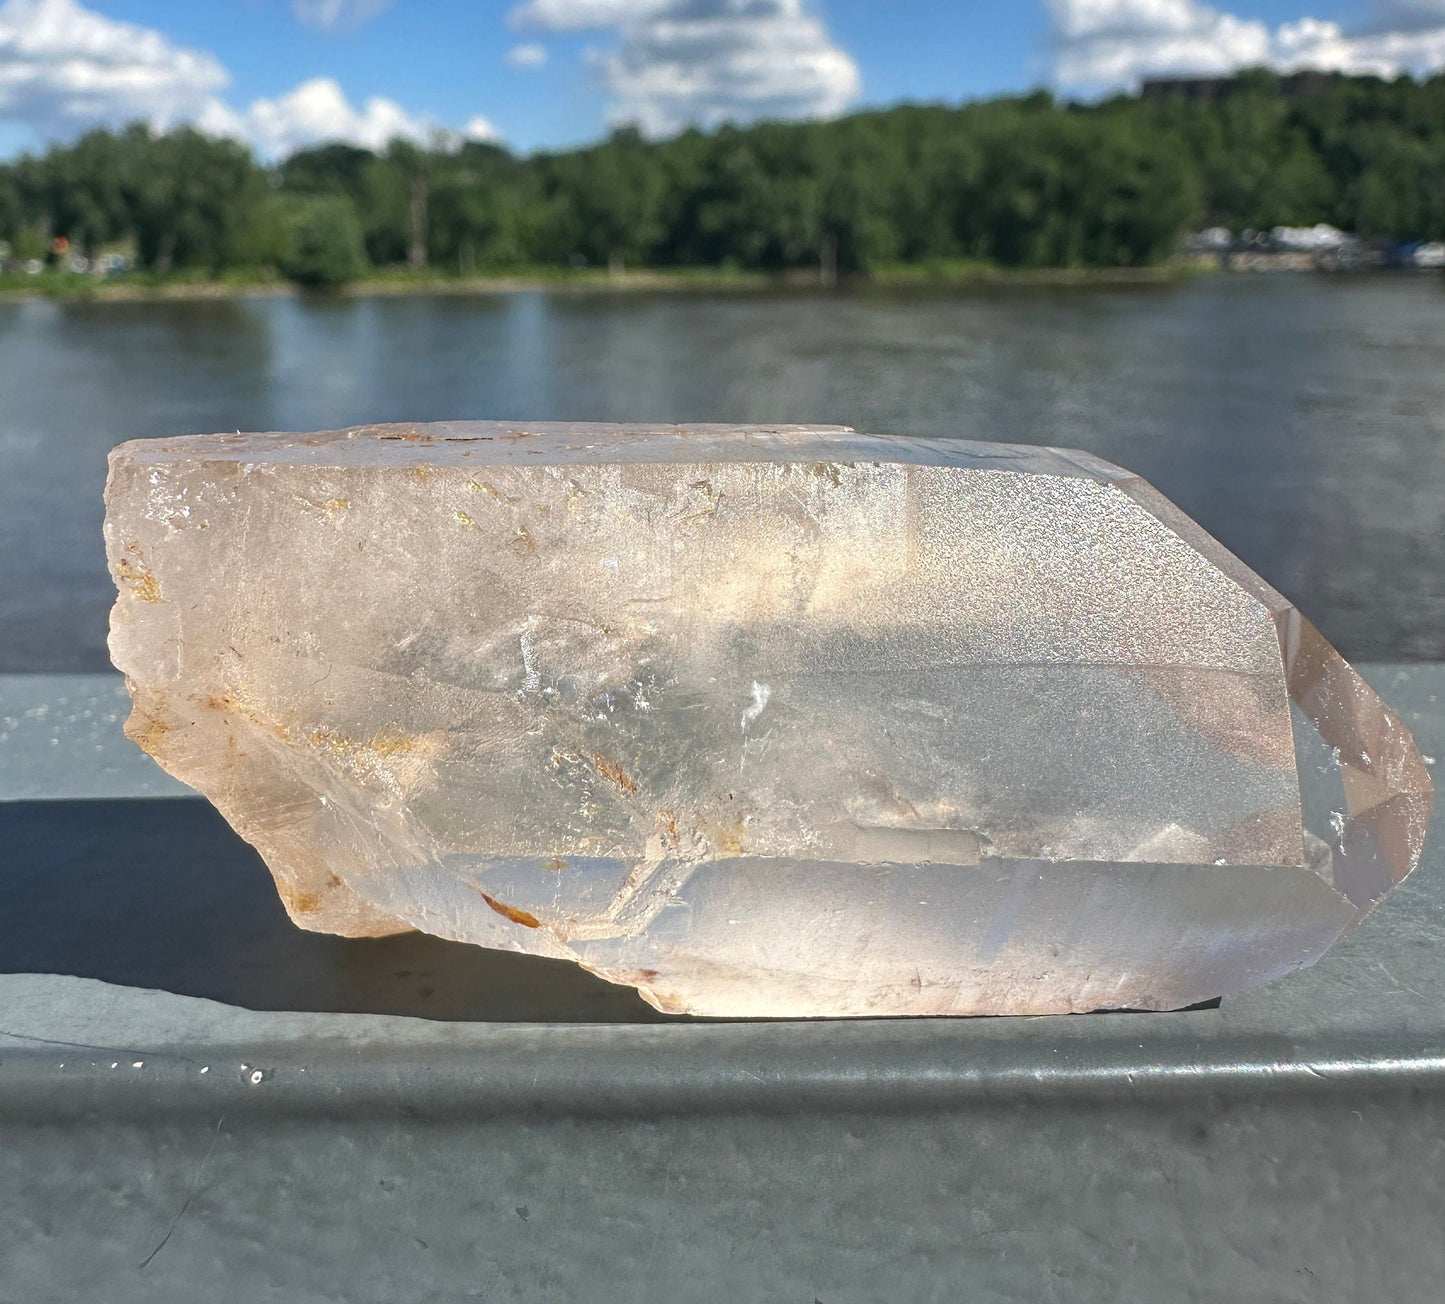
0 262 1209 304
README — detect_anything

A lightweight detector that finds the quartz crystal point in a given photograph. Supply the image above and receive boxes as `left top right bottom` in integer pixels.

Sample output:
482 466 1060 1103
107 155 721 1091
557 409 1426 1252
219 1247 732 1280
104 423 1432 1017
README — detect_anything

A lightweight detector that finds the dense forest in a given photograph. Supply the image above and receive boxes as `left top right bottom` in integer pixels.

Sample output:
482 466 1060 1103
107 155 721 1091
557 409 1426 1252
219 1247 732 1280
2 69 1445 284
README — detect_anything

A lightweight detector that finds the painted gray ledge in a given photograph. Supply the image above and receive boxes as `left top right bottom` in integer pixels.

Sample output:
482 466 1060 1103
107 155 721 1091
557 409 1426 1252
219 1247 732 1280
1 665 1440 1120
0 674 194 801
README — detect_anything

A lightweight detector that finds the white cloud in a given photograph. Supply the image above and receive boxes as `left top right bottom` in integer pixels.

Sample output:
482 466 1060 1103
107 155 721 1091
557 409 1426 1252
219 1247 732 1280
512 0 672 28
0 0 229 137
463 113 501 141
292 0 394 32
0 0 499 157
214 76 432 157
1050 0 1445 90
510 0 860 135
506 41 549 67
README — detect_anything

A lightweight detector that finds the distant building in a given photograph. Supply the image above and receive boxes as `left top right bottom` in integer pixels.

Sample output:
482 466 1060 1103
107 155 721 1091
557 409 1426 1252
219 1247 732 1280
1414 242 1445 269
1381 239 1445 269
1140 76 1233 103
1181 227 1233 253
1140 70 1336 102
1269 224 1352 253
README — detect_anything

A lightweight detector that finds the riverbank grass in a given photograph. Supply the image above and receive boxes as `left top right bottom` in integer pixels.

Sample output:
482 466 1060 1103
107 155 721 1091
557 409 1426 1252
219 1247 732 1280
0 261 1202 302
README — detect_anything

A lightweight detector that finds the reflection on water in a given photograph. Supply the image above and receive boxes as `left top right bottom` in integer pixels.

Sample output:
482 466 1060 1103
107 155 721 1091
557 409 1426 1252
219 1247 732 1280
3 274 1444 670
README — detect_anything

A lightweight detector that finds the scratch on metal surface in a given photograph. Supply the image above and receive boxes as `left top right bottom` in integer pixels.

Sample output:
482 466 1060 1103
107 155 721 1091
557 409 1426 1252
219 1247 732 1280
641 1146 678 1286
1376 960 1428 1002
138 1115 225 1271
0 1025 202 1068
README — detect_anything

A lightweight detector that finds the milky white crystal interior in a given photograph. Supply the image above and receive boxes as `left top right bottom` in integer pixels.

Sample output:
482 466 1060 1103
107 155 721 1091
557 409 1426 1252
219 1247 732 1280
104 423 1432 1016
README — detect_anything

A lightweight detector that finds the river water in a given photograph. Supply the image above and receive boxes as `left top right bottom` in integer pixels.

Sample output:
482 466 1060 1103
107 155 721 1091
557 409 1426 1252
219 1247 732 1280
3 273 1444 671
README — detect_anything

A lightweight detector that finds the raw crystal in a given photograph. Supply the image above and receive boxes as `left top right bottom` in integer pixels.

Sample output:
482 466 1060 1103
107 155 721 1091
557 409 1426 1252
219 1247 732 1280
104 423 1433 1017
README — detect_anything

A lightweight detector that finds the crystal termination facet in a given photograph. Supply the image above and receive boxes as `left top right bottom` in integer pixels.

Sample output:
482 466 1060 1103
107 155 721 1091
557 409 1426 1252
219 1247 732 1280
104 423 1432 1017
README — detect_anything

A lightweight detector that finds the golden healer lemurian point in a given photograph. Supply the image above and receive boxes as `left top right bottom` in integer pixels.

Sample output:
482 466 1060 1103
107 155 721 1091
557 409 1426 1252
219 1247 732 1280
104 422 1432 1017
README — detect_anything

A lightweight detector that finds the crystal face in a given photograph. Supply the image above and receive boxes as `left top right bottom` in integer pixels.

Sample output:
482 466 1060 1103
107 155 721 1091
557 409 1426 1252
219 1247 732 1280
104 423 1433 1017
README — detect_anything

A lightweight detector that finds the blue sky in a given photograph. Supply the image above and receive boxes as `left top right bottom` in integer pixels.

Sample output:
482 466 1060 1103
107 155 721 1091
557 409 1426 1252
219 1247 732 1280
0 0 1434 160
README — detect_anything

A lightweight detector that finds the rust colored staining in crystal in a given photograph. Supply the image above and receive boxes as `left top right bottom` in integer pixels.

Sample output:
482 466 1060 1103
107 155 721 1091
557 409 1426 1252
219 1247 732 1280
286 889 322 914
543 857 568 872
127 707 171 754
453 509 481 531
593 753 639 794
702 815 746 855
370 727 416 756
509 523 537 556
308 724 416 757
465 477 513 503
373 427 436 443
200 690 295 744
114 556 163 603
471 886 541 928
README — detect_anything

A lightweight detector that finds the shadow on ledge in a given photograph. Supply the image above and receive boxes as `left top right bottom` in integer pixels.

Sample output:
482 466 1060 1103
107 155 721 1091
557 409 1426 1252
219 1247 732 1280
3 798 1222 1023
2 798 682 1022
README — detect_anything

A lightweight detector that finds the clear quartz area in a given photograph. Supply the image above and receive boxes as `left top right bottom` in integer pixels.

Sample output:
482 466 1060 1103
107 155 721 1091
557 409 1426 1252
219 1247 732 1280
104 422 1432 1016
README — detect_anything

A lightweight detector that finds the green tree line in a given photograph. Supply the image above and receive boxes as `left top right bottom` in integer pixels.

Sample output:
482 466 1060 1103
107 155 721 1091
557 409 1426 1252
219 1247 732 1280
3 70 1445 285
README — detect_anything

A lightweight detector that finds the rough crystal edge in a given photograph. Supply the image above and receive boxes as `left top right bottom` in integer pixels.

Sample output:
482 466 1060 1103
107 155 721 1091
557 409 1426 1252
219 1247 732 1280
108 420 1148 482
1113 475 1432 907
117 678 416 939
